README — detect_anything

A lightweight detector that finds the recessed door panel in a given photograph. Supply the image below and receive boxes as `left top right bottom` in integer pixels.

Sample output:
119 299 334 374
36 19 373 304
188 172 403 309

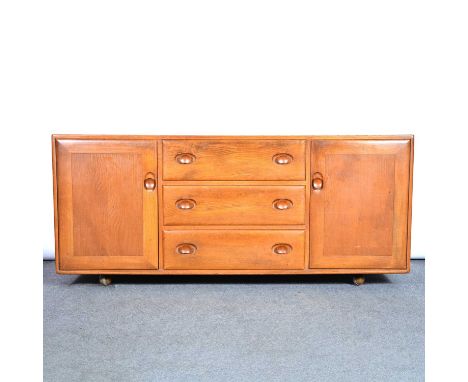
55 139 158 270
309 139 411 269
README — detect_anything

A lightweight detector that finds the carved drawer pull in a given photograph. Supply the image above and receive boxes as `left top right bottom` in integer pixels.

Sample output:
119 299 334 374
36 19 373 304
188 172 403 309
176 243 197 255
273 199 293 210
272 243 292 255
143 173 156 191
312 172 324 190
176 199 196 210
175 153 196 164
272 153 293 165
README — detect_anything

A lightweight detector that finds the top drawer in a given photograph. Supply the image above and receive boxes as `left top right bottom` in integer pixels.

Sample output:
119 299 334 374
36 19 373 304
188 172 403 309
162 139 306 180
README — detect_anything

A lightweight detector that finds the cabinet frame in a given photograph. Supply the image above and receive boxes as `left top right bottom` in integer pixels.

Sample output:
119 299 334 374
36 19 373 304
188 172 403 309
52 135 413 275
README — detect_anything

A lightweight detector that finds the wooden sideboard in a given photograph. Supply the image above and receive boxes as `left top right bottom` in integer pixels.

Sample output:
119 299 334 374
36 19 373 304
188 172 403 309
52 135 414 285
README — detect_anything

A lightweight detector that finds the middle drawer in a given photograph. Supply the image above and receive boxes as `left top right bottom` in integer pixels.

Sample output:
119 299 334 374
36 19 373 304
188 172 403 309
163 185 306 226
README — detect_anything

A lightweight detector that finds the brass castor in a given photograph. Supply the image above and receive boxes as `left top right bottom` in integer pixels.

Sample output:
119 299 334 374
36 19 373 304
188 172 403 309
353 275 365 286
99 275 112 286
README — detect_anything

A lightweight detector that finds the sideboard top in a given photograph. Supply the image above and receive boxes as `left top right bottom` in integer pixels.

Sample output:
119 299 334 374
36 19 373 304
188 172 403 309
52 134 414 141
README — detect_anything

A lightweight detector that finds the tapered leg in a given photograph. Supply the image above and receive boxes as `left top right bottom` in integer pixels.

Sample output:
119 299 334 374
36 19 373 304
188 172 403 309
99 275 112 286
352 275 365 286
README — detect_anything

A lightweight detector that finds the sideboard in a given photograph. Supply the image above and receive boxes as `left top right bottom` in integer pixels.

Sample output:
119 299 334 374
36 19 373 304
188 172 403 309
52 135 414 285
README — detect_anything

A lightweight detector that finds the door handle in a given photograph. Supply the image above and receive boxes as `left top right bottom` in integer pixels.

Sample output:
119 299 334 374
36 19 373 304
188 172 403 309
144 173 156 191
312 172 323 190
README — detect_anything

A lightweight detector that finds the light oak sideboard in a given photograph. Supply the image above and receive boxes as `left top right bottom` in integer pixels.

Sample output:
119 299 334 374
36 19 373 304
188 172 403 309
52 135 414 286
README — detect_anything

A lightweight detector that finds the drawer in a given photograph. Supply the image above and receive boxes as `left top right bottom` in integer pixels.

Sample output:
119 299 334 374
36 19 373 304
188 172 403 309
162 139 306 180
163 185 306 226
163 230 305 270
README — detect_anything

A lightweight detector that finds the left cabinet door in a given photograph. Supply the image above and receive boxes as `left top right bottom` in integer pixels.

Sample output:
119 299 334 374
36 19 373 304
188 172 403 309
54 139 158 271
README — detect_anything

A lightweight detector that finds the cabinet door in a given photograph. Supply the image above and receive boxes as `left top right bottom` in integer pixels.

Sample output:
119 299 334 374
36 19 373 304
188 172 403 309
55 139 158 270
310 139 411 270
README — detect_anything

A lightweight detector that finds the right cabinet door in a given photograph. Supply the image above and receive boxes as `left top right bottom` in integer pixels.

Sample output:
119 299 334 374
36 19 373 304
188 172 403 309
310 139 412 270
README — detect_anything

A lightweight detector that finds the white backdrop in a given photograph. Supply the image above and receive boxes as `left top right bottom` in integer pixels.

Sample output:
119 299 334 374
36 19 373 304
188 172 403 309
3 2 468 380
34 1 467 261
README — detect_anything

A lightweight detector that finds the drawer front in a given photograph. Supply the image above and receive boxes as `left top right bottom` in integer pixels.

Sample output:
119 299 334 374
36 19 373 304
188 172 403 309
163 185 305 226
163 230 305 270
162 139 306 180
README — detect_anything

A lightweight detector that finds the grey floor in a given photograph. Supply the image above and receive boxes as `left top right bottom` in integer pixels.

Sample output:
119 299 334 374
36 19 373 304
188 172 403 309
44 261 424 382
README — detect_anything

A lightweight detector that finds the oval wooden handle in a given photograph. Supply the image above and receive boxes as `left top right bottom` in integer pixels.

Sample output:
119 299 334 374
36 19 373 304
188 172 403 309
312 172 323 190
144 173 156 190
175 153 196 164
272 243 292 255
176 199 196 210
176 243 197 255
273 153 293 165
273 199 293 210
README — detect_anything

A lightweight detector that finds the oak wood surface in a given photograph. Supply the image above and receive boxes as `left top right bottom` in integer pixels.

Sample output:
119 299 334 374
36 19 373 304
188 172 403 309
52 135 413 276
53 134 414 140
55 139 158 270
406 136 415 271
309 139 411 269
157 139 164 270
56 268 409 275
162 139 306 180
163 185 305 225
163 230 305 270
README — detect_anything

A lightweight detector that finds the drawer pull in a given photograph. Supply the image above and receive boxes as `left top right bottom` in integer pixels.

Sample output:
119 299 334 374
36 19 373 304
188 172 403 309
143 173 156 191
175 153 196 164
272 243 292 255
273 199 293 210
176 199 196 210
176 243 197 255
312 172 323 190
273 153 293 165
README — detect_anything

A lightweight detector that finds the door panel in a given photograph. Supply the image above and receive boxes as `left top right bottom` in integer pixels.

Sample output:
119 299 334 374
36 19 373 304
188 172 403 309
56 140 158 270
309 140 411 269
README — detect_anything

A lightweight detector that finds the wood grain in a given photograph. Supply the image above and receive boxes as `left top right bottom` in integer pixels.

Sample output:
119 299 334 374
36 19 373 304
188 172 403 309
309 139 411 269
55 139 158 270
56 268 409 275
163 185 305 225
53 134 414 141
71 152 143 257
163 230 305 270
162 139 306 180
52 134 414 276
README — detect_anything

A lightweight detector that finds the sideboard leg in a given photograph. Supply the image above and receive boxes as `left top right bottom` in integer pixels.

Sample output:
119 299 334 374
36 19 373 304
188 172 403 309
99 275 112 286
352 275 365 286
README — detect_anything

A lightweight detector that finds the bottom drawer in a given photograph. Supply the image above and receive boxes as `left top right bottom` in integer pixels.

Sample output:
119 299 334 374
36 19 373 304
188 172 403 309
163 230 305 270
